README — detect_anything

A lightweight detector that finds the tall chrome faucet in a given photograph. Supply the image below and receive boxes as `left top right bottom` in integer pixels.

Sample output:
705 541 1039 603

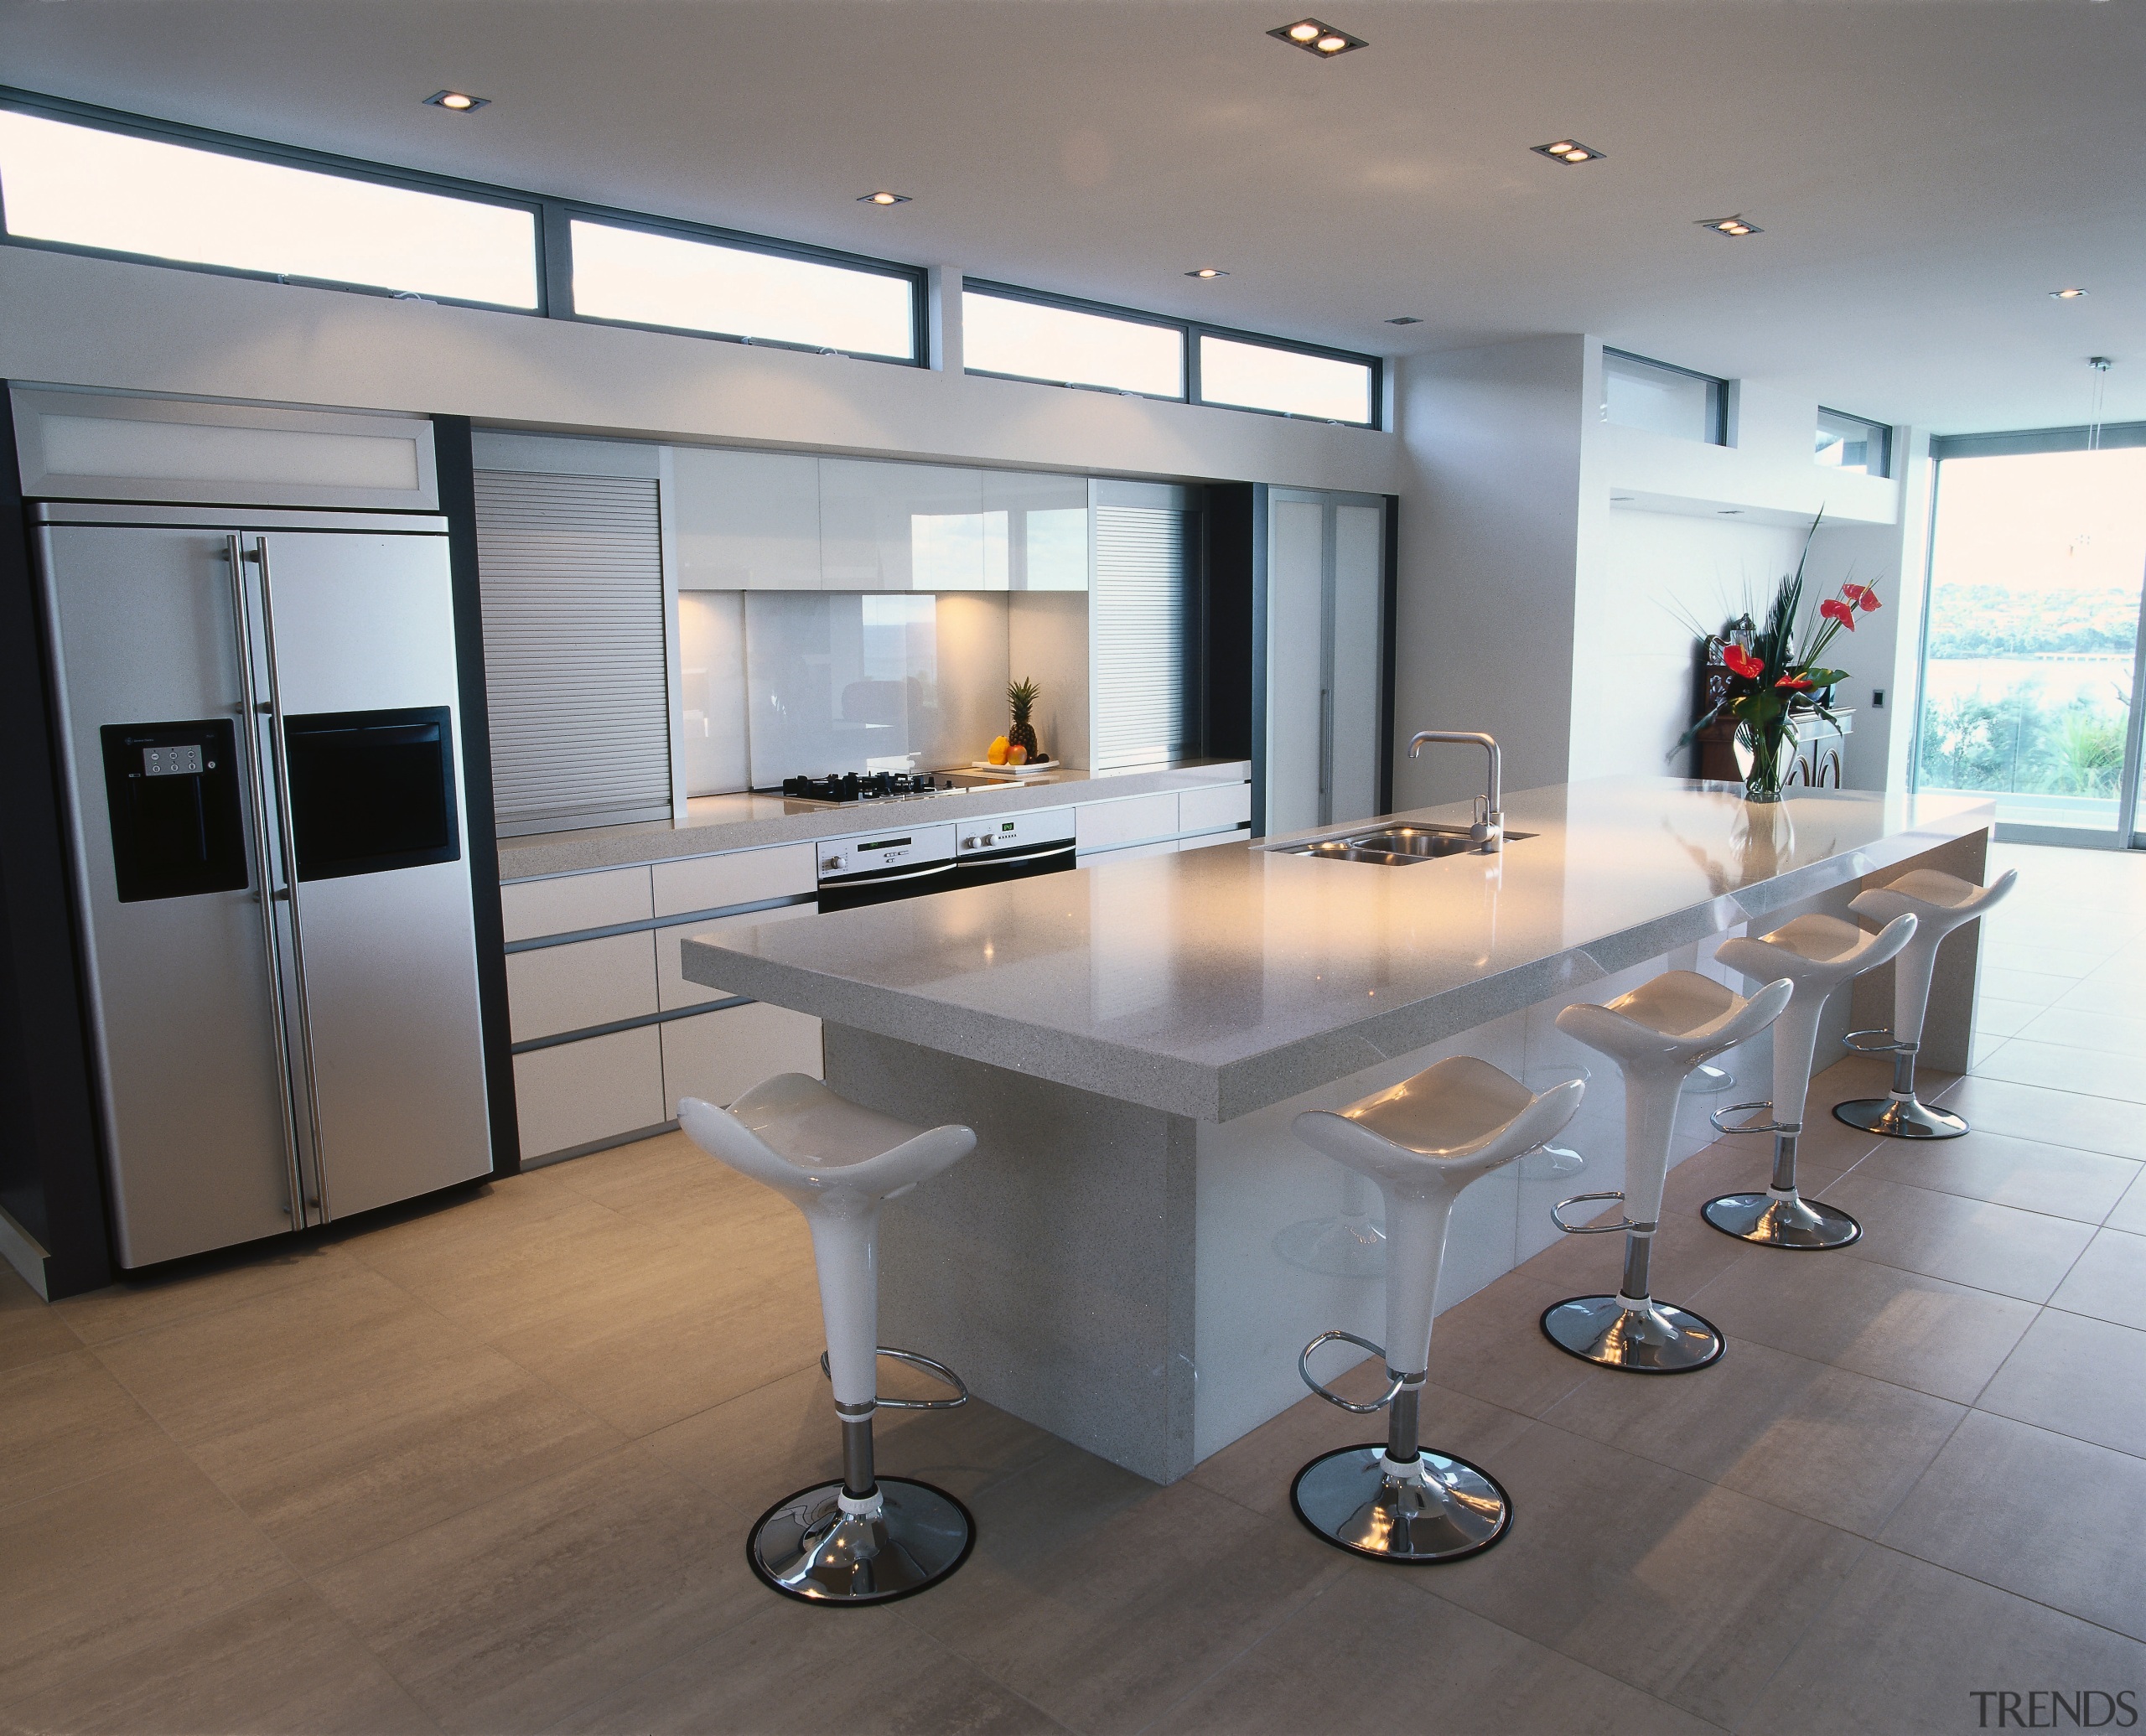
1408 731 1504 852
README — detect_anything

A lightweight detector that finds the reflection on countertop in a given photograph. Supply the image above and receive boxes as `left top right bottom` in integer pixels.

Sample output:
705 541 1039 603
496 759 1251 880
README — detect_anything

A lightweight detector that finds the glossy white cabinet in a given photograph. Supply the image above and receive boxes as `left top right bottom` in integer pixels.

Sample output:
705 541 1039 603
500 864 653 943
1076 790 1181 853
660 1002 824 1116
505 930 658 1043
820 459 1005 591
986 470 1090 592
672 446 821 590
651 842 816 918
515 1026 666 1163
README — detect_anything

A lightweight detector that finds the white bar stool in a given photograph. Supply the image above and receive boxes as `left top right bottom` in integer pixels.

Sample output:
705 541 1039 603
1543 970 1792 1373
1707 910 1920 1248
1290 1056 1584 1563
679 1075 977 1605
1834 868 2019 1140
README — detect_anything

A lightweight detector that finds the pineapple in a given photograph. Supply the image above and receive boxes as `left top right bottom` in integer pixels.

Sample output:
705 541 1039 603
1006 678 1041 763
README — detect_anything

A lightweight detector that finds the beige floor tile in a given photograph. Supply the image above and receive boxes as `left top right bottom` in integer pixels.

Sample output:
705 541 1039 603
1148 1568 1716 1736
0 1350 169 1513
2018 1003 2146 1060
1982 942 2106 979
1977 966 2079 1007
644 1360 1060 1519
1880 1411 2146 1641
2108 1171 2146 1237
93 1257 625 1573
1419 1421 1866 1727
1972 998 2048 1039
1850 1127 2140 1226
548 1599 1058 1735
1973 1036 2146 1105
490 1224 826 1439
0 1266 81 1373
313 1443 764 1736
1402 1269 1597 1418
542 1131 792 1238
2050 971 2146 1018
2049 1227 2146 1330
3 1582 437 1736
1541 1337 1964 1537
897 1444 1344 1736
1932 1075 2146 1161
1527 1181 1768 1302
53 1239 350 1348
1822 1172 2096 1303
1687 1250 2037 1403
1977 1308 2146 1459
0 1444 294 1706
1739 1545 2146 1736
1188 1376 1532 1521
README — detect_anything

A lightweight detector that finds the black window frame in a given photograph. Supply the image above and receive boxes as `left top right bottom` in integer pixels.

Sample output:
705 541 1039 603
0 86 930 367
963 277 1384 430
1815 406 1894 479
1602 346 1729 447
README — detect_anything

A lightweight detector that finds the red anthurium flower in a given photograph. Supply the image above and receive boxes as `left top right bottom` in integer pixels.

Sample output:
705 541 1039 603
1775 674 1815 691
1819 598 1857 630
1841 583 1882 613
1724 644 1764 680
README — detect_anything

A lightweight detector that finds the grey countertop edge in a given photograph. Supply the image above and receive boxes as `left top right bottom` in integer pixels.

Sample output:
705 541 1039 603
497 760 1252 881
682 801 1995 1124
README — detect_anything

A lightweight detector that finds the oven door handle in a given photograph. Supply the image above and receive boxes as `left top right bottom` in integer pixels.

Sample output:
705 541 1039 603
820 859 960 892
961 842 1076 869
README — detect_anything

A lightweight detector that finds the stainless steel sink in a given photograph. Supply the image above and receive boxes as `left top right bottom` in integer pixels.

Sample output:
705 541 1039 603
1274 824 1535 866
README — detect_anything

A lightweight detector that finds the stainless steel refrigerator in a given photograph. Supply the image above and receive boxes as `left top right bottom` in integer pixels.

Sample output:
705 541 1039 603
37 501 492 1267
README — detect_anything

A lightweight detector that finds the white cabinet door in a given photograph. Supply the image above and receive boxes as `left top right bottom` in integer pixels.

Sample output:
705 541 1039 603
651 842 816 917
514 1026 666 1162
1179 780 1252 837
1266 498 1326 837
500 866 653 943
672 446 821 589
1076 790 1180 852
820 459 994 590
661 1003 824 1115
505 930 658 1044
1330 505 1384 827
986 469 1089 592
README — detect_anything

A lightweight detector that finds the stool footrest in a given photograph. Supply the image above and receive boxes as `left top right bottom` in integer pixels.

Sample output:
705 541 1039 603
1551 1189 1639 1235
817 1346 971 1411
1708 1099 1791 1137
1843 1027 1906 1055
1298 1329 1405 1414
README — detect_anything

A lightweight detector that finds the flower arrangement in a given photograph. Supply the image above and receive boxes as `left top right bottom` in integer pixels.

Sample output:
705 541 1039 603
1680 517 1884 802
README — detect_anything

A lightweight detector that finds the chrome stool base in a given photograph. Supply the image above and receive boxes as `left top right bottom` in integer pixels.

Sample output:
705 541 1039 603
747 1477 974 1605
1290 1444 1511 1563
1832 1094 1967 1141
1541 1294 1724 1373
1703 1190 1862 1250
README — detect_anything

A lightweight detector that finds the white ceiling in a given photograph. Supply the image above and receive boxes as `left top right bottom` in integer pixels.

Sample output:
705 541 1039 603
2 0 2140 436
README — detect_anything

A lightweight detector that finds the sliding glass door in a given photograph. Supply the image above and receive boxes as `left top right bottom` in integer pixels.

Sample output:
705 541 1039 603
1915 440 2146 847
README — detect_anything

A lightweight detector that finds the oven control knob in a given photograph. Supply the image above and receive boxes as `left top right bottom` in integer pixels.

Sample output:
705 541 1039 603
963 836 982 850
822 855 845 873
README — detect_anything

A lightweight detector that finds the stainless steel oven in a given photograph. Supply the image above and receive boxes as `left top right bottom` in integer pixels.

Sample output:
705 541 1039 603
816 807 1075 912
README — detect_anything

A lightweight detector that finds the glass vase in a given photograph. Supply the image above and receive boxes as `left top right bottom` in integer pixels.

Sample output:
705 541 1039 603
1738 720 1791 804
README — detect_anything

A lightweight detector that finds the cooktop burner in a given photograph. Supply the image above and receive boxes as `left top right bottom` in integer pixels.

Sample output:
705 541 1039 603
779 771 951 806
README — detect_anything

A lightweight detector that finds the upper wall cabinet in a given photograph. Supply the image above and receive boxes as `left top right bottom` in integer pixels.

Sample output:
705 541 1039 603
820 459 998 591
672 447 821 589
985 470 1091 591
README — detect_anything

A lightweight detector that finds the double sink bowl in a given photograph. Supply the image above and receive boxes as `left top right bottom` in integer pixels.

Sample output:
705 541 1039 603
1273 824 1537 868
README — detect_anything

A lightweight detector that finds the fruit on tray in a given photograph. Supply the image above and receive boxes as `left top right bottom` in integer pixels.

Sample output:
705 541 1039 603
1007 678 1040 762
1008 744 1028 765
987 735 1009 765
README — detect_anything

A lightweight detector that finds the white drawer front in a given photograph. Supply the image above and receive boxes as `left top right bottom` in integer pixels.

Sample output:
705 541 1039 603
1075 790 1179 852
1177 780 1252 835
1079 837 1180 865
656 902 816 1011
651 843 817 918
514 1026 666 1162
1179 828 1242 853
500 866 653 943
506 930 658 1043
661 1003 824 1115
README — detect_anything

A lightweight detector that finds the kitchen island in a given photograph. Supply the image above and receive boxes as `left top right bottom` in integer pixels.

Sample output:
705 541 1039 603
682 777 1997 1483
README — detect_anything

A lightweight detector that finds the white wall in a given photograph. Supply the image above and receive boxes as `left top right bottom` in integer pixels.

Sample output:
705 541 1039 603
0 246 1402 495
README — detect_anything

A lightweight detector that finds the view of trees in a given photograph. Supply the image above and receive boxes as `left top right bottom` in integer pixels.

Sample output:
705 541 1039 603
1918 684 2131 797
1923 585 2140 657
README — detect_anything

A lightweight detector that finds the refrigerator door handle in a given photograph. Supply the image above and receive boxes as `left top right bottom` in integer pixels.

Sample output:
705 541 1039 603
251 536 332 1221
226 535 307 1225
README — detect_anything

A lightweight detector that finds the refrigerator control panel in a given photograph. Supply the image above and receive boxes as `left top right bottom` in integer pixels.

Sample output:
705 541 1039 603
100 719 248 904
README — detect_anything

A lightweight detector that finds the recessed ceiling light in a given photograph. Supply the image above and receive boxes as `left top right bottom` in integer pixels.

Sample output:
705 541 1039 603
2051 287 2089 300
422 90 490 114
1698 215 1762 237
1268 18 1366 56
858 190 912 206
1185 267 1230 279
1386 316 1423 325
1532 139 1605 164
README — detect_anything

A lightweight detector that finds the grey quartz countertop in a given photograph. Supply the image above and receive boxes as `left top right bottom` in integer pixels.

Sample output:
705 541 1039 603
496 759 1251 880
680 777 1996 1123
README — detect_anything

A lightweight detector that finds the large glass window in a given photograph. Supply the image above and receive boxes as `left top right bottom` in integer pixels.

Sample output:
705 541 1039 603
1817 407 1891 477
1197 334 1373 425
962 288 1184 397
568 218 916 360
1915 445 2146 836
1602 349 1727 444
0 107 538 308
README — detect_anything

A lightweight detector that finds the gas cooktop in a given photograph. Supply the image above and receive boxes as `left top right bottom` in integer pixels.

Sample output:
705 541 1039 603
777 771 956 807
